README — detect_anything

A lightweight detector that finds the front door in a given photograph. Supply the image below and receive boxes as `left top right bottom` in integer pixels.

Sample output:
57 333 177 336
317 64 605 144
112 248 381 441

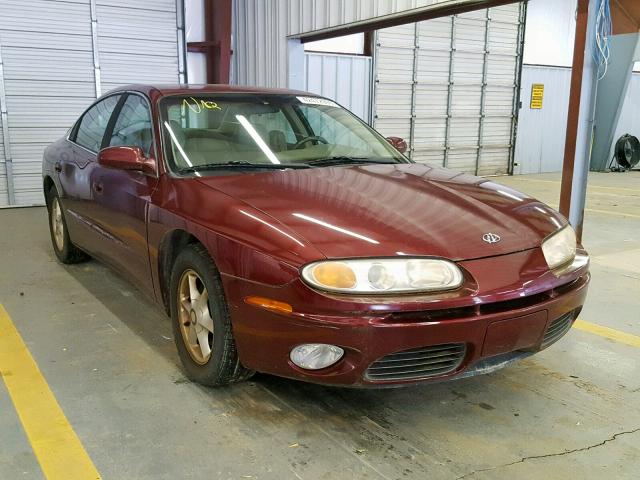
88 93 159 297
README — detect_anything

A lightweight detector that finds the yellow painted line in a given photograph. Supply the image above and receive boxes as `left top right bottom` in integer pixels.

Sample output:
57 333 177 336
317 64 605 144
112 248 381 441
574 319 640 348
584 208 640 219
0 304 101 480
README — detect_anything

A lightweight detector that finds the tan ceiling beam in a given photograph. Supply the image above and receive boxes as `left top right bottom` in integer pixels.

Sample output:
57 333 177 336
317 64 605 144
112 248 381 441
291 0 520 43
611 0 640 35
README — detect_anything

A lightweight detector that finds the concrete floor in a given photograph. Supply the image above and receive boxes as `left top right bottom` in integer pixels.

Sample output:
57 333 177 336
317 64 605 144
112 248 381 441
0 171 638 479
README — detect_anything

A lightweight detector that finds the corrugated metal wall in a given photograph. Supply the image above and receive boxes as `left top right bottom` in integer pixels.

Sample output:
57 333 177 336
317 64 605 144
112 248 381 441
304 52 372 122
515 65 640 174
232 0 501 88
373 3 525 175
0 0 184 207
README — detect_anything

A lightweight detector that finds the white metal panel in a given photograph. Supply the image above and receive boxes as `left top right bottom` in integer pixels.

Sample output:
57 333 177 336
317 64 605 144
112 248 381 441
303 53 372 122
523 0 576 67
1 48 94 82
100 53 179 86
514 65 571 174
0 30 93 53
614 73 640 144
0 0 92 35
97 0 177 11
374 3 524 175
99 37 179 58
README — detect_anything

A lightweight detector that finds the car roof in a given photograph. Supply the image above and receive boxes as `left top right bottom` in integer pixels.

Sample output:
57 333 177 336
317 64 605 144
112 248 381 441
105 84 316 98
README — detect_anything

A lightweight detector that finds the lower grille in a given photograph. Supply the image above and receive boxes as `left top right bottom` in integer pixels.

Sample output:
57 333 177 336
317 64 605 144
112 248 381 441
365 343 466 382
541 311 576 348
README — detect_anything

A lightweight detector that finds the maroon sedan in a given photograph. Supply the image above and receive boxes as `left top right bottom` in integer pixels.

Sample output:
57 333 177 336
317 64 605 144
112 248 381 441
43 85 589 387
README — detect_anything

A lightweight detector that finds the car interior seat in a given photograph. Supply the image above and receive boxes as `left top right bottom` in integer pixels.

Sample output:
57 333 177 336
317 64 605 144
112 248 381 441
268 130 287 152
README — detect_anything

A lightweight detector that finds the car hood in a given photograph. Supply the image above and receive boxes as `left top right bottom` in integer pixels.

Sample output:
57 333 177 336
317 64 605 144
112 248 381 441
195 163 567 261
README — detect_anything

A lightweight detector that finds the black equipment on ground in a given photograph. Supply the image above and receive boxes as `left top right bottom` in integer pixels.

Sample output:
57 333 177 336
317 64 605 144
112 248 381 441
610 134 640 171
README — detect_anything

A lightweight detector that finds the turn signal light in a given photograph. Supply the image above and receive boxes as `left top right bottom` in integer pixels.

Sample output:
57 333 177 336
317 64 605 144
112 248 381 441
309 262 357 289
244 296 293 314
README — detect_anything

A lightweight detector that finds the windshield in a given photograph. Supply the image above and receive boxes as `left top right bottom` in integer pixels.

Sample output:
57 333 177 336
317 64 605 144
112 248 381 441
158 94 408 174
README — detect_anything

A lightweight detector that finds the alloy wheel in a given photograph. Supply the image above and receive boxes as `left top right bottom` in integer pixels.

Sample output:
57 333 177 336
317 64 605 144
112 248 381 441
177 269 214 364
51 197 65 252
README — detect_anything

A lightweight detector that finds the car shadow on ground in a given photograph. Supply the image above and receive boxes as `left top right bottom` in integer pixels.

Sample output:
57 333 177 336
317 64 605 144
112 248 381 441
55 249 600 478
60 253 527 410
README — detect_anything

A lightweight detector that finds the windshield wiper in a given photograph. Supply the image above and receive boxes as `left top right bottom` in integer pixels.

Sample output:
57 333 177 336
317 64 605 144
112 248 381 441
306 156 398 167
177 160 310 174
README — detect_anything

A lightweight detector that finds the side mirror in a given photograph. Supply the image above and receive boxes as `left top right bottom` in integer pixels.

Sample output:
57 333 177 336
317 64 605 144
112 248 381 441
97 146 156 175
386 136 408 154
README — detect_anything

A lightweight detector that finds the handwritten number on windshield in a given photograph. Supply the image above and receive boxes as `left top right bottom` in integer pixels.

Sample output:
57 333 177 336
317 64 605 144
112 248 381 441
182 97 222 114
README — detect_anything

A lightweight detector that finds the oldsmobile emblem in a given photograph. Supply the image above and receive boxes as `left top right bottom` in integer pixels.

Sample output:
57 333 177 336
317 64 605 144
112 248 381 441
482 233 501 244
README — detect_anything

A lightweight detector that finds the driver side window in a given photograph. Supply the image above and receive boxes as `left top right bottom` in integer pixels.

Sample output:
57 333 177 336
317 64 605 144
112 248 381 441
108 94 154 156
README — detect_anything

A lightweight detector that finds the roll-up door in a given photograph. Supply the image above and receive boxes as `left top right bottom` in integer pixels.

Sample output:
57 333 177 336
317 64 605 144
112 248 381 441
0 0 184 206
0 100 6 205
97 0 184 93
373 2 525 176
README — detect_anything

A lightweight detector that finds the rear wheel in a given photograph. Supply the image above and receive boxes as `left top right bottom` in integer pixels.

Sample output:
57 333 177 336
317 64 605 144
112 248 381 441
170 243 253 386
47 187 88 264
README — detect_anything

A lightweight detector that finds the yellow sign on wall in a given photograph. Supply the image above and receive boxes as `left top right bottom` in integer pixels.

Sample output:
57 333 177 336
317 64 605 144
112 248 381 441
530 84 544 109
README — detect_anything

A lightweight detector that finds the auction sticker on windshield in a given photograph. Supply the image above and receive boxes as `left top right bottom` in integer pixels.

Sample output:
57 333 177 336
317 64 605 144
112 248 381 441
296 96 339 107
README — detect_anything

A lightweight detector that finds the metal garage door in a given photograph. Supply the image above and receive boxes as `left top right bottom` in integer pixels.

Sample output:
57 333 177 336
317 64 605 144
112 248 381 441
0 73 9 205
0 0 185 207
373 2 525 175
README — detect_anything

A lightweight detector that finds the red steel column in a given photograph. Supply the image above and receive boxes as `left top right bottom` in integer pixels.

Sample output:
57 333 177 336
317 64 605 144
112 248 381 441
209 0 232 84
187 0 232 84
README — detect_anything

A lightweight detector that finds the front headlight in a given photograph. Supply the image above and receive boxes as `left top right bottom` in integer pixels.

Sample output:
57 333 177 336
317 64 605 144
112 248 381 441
301 258 464 294
541 225 577 270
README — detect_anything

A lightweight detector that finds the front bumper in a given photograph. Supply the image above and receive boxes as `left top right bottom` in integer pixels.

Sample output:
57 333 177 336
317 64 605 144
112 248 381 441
223 249 590 387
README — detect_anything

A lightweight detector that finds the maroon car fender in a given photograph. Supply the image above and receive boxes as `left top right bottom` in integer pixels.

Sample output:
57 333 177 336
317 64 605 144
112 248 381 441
147 175 326 310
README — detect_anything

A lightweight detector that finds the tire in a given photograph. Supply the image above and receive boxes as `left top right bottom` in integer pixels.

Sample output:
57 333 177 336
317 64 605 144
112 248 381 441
46 186 89 264
170 243 254 386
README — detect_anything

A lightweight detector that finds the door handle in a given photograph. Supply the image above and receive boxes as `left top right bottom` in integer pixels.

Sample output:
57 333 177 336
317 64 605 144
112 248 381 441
93 182 103 194
54 162 62 172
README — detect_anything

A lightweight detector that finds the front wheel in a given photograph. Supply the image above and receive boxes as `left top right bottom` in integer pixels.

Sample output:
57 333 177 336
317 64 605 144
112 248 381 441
47 187 88 264
169 243 253 386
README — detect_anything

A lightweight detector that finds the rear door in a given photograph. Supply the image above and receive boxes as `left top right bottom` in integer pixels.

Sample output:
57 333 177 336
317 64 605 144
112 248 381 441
87 93 159 296
59 94 123 250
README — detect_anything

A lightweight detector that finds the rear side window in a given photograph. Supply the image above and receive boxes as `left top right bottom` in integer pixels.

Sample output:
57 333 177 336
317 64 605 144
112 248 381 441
74 95 121 152
108 94 154 156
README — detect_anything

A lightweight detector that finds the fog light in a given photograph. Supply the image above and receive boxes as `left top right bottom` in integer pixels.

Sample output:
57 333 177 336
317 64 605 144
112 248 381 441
290 344 344 370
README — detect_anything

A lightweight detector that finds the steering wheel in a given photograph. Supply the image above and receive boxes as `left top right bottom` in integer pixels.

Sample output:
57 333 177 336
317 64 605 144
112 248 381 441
294 135 329 150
